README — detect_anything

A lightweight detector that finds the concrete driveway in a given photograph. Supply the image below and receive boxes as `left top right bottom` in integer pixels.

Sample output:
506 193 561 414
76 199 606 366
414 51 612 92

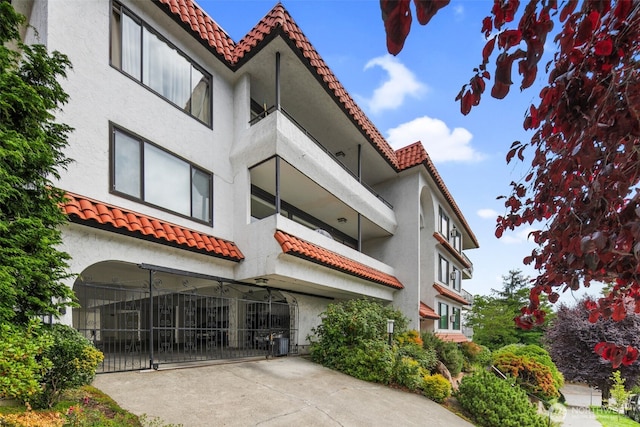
93 356 475 426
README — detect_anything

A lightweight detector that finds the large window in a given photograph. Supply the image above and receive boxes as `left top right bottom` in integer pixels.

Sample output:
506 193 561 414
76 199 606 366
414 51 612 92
438 302 449 330
111 2 211 125
111 125 212 223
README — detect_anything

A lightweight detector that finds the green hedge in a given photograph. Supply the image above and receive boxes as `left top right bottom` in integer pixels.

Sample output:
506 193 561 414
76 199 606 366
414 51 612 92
457 370 546 427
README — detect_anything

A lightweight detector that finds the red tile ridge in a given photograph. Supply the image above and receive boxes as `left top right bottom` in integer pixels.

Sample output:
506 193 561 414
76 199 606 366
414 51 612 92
433 283 470 305
397 141 479 248
274 230 403 290
60 192 244 262
155 1 399 170
419 302 440 319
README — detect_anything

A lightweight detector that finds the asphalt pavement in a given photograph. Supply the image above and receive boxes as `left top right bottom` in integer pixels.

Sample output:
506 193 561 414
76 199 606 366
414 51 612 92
93 356 475 426
559 383 603 427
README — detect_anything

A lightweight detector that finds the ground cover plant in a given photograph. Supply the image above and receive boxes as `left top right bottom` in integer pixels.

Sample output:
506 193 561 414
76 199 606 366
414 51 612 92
0 385 180 427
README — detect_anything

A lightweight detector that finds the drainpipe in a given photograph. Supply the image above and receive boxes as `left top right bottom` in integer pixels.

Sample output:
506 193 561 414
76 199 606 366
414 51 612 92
148 269 155 370
275 52 281 111
275 156 281 214
357 145 362 251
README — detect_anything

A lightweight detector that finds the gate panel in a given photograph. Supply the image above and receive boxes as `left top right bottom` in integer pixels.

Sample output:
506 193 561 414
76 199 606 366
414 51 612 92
74 283 299 372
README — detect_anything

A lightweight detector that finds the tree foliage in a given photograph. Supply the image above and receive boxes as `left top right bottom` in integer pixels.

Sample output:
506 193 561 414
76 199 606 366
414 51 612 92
0 2 75 324
381 0 640 363
544 297 640 398
465 270 551 349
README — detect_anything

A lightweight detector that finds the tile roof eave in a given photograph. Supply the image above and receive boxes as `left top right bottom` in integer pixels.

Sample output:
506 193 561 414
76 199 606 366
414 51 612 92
433 283 471 306
274 230 403 291
61 192 244 263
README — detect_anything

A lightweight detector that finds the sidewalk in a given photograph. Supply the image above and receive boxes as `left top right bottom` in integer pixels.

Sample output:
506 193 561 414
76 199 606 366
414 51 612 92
93 356 475 426
559 383 603 427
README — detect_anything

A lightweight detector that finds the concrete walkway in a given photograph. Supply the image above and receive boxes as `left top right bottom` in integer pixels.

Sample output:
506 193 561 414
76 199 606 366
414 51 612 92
559 383 603 427
93 356 475 426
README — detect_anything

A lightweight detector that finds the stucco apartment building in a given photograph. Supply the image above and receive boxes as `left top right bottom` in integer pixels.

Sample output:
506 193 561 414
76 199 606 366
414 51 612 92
13 0 478 372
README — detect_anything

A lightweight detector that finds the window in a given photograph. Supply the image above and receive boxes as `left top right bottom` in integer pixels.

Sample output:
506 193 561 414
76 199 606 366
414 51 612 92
450 266 461 291
452 307 461 330
111 2 211 125
438 255 449 284
438 207 449 237
111 125 212 223
438 302 449 330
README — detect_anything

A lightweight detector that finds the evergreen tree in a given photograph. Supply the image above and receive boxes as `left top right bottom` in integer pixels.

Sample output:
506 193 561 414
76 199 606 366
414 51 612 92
0 2 75 324
466 270 551 350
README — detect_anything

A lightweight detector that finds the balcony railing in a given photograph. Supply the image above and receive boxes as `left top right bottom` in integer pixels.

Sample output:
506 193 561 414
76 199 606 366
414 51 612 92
249 106 393 209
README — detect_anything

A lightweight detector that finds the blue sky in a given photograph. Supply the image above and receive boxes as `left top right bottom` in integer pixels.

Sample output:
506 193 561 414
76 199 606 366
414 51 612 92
198 0 603 303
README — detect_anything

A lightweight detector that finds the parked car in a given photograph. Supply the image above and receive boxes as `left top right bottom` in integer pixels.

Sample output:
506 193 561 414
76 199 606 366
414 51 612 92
626 394 640 421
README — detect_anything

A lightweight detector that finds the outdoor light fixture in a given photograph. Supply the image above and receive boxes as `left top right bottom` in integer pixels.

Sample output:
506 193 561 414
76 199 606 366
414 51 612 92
387 319 395 346
337 217 347 223
335 151 345 157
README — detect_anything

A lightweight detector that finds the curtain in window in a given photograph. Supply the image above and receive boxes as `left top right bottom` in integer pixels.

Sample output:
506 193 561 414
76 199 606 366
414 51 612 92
121 13 141 80
192 169 210 222
143 29 190 108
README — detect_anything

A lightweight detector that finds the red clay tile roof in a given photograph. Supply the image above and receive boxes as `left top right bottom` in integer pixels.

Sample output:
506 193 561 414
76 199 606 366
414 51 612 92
398 142 479 248
420 302 440 319
274 230 403 290
435 332 470 343
155 1 477 248
433 232 472 269
433 283 471 305
60 192 244 262
155 1 397 169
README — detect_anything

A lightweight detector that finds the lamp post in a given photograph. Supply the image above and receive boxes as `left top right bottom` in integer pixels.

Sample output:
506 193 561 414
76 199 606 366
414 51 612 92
387 319 395 346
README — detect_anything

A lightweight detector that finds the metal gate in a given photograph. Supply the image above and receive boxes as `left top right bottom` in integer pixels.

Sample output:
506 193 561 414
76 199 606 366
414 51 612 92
74 283 299 373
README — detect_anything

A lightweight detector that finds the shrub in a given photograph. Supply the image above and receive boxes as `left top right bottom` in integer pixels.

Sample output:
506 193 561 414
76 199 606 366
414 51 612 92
395 330 423 347
309 299 407 368
422 373 451 403
339 340 394 384
33 324 104 408
460 341 491 370
421 333 464 376
393 356 424 391
395 342 437 372
0 320 53 403
492 352 559 401
492 344 563 401
457 370 547 427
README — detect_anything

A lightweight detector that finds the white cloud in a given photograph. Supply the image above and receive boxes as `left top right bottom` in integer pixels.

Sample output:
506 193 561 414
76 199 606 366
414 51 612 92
454 4 464 18
386 116 485 163
364 55 427 114
501 227 538 245
477 208 499 219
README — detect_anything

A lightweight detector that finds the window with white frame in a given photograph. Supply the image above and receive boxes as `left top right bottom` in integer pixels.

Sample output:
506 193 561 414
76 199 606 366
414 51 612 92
438 302 449 329
450 266 461 291
438 255 449 284
452 307 461 330
110 1 212 125
111 125 212 223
